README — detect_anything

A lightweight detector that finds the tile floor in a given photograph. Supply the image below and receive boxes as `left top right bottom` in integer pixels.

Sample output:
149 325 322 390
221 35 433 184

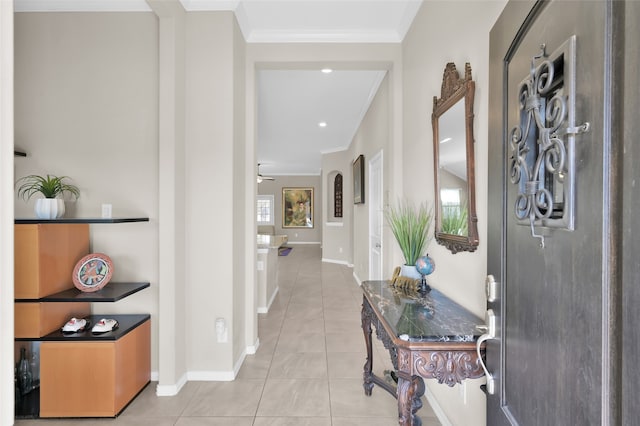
16 245 441 426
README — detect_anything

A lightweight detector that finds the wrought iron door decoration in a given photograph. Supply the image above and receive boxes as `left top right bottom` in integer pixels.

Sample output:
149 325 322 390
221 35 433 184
509 36 589 248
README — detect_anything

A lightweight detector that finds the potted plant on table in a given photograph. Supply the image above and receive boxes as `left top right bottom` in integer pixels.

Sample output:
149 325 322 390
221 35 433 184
384 199 433 280
16 174 80 219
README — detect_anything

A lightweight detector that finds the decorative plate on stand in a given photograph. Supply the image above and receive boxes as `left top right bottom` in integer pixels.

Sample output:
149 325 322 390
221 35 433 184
72 253 114 292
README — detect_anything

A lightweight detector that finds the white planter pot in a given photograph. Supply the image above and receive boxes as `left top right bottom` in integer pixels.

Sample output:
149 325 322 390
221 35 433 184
35 198 65 219
400 264 422 280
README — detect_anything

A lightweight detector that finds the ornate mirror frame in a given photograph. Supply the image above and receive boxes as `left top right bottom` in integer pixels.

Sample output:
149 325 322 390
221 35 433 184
432 62 479 253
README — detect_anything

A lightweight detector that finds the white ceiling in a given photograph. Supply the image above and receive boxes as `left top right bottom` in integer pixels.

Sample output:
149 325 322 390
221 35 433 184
257 69 386 177
14 0 424 176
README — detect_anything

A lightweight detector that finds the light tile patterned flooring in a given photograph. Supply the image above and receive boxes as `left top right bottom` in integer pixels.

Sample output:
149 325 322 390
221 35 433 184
16 245 441 426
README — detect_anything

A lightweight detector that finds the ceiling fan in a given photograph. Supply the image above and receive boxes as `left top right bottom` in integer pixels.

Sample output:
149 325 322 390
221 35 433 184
256 164 275 183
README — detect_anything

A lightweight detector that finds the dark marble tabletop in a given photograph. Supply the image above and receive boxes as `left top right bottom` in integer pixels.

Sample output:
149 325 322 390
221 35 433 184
361 280 483 343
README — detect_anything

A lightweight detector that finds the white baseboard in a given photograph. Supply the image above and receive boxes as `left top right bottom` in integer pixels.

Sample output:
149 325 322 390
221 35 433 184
155 372 187 396
423 384 453 426
352 271 363 286
187 370 235 381
246 338 260 355
257 287 279 314
321 258 351 266
286 241 321 245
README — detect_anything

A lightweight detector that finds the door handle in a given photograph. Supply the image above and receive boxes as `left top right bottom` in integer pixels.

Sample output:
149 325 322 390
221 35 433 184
486 275 498 302
476 309 497 395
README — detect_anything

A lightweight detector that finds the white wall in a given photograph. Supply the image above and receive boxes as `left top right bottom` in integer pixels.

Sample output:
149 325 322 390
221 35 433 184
14 11 160 371
321 151 351 265
402 2 507 425
0 0 14 422
347 73 392 281
184 11 237 375
232 15 248 366
257 175 323 244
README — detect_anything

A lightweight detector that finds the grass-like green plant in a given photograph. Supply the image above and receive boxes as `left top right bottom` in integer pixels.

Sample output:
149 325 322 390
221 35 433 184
441 204 468 236
384 199 433 266
16 174 80 201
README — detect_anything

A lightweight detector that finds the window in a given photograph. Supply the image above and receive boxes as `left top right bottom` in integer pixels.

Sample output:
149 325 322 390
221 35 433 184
257 195 274 225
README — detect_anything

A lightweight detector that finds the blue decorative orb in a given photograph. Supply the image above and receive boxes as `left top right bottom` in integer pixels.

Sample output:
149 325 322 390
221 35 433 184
415 255 435 276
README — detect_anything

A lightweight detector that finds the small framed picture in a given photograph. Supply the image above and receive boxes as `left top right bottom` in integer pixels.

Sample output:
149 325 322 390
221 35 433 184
282 187 314 228
353 154 365 204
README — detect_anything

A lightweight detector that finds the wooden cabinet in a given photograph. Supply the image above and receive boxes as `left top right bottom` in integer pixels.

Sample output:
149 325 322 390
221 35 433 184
15 302 90 338
14 218 150 419
40 316 150 417
15 223 89 299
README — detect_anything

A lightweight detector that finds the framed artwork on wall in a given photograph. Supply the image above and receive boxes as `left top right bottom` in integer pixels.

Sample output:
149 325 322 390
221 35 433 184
353 154 365 204
282 187 314 228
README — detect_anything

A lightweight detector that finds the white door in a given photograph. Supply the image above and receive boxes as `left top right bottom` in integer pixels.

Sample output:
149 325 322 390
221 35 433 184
368 151 383 280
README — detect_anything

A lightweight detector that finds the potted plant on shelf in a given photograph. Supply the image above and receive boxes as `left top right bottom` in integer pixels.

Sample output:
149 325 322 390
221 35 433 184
16 174 80 219
384 199 433 280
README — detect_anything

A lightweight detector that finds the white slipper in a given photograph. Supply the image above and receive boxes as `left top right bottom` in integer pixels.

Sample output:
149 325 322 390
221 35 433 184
62 318 89 334
91 318 119 334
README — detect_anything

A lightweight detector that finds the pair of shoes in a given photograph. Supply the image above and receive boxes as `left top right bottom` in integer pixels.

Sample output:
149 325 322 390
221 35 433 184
61 317 90 334
92 318 119 334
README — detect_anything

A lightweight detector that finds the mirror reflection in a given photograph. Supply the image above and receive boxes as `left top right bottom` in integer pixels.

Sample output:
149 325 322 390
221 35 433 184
432 62 479 253
437 100 468 237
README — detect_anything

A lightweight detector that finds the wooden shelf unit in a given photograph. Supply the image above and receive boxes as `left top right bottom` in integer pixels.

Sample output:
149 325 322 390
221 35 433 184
14 219 150 419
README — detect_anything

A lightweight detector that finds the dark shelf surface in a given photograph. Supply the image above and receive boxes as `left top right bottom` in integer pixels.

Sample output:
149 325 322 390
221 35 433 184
15 282 150 303
15 217 149 224
16 314 150 342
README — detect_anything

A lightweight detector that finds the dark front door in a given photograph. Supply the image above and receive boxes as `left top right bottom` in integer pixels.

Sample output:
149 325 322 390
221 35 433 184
487 1 624 425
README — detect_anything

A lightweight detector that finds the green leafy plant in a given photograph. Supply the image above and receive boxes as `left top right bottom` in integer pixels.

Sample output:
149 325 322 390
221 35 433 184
16 174 80 201
441 203 468 236
384 199 433 266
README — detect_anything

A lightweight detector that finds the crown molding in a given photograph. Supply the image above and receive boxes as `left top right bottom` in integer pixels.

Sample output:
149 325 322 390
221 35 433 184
14 0 152 12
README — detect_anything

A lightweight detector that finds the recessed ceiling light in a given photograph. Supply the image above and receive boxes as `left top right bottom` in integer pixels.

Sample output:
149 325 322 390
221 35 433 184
318 122 328 128
321 68 333 74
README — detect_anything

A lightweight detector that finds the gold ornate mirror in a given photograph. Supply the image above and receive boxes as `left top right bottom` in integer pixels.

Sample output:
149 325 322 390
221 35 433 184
432 62 479 253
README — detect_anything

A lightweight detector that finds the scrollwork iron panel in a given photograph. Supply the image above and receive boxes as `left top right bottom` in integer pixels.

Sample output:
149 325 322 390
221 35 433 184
508 36 589 247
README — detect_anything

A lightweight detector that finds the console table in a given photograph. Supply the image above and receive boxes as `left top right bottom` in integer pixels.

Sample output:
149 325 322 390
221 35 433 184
360 280 485 425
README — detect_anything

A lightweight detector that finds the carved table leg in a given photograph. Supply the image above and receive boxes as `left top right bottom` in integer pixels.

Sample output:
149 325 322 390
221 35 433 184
396 371 425 426
361 297 374 396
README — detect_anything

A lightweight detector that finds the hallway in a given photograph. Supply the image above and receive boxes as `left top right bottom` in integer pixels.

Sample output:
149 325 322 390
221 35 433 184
16 245 441 425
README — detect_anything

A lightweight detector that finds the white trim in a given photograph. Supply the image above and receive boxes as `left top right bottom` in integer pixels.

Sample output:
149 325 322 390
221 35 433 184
423 384 453 426
257 286 279 314
348 72 387 150
286 241 321 245
352 271 363 286
320 146 348 155
395 0 423 41
179 0 239 11
187 370 235 381
155 372 188 396
322 258 351 267
368 149 384 280
246 338 260 355
325 222 344 227
257 248 269 254
0 1 13 421
246 29 402 44
14 0 152 12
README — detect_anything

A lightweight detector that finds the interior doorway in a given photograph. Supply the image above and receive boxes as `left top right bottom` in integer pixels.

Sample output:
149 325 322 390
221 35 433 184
368 150 383 280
